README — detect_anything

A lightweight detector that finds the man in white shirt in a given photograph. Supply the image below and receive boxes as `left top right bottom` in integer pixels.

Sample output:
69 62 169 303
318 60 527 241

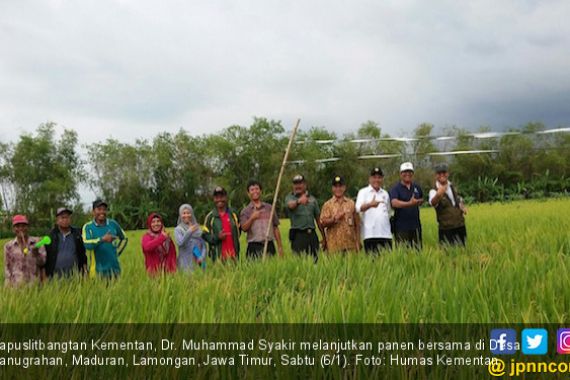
355 167 393 254
428 163 467 246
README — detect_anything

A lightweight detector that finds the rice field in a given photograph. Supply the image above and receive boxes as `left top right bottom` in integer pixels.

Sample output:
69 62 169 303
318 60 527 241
1 198 569 324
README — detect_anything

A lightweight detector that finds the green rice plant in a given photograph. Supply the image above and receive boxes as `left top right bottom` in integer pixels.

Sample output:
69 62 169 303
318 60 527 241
0 198 568 323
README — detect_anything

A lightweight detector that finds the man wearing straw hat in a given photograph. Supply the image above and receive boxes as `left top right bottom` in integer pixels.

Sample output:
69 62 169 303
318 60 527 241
3 215 47 287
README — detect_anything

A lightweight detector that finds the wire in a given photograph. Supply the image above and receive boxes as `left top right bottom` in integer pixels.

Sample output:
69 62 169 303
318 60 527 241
295 127 570 145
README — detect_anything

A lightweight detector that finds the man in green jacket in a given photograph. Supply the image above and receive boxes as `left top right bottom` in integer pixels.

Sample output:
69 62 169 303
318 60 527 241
285 174 326 262
429 163 468 246
203 187 240 262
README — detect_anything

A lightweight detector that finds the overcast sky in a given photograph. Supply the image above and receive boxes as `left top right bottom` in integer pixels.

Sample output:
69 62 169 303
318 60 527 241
1 0 569 144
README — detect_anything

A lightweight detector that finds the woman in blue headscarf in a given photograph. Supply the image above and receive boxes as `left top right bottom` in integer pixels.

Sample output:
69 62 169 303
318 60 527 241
174 204 206 271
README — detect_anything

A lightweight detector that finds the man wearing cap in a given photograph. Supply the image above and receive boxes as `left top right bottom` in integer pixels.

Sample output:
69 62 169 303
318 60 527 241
285 175 326 261
203 186 241 261
355 167 393 254
320 176 360 253
4 215 47 287
240 180 284 259
82 199 128 278
429 163 468 246
389 162 424 249
44 207 87 278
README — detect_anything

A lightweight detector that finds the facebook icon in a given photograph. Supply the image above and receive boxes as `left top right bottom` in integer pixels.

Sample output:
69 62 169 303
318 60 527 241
490 329 518 354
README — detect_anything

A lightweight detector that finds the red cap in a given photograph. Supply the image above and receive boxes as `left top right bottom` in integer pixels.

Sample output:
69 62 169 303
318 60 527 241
12 215 29 226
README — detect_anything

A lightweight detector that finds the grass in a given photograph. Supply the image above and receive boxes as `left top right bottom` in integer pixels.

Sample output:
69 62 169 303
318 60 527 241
0 198 569 323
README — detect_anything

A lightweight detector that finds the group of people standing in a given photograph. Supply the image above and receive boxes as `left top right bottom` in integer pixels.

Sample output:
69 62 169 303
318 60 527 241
3 161 467 286
284 162 467 262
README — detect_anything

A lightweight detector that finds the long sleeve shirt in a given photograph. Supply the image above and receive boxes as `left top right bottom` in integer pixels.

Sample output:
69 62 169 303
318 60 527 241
141 232 177 274
175 225 206 270
82 219 126 277
4 237 46 287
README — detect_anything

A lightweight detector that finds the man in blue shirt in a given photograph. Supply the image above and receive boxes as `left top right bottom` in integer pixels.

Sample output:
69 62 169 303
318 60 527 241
389 162 424 249
82 199 127 278
44 207 87 278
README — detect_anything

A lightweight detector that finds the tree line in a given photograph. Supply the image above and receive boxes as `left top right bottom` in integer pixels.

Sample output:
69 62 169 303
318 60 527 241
1 119 568 235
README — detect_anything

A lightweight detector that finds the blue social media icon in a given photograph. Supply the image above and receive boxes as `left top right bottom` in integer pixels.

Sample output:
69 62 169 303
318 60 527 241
522 329 548 355
490 329 518 354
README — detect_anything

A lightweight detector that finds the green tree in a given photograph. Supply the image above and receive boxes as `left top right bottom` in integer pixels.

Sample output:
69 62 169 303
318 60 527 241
86 138 155 229
6 123 84 228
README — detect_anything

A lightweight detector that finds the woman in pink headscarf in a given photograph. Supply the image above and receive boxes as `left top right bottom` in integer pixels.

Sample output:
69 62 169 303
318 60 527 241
141 213 177 275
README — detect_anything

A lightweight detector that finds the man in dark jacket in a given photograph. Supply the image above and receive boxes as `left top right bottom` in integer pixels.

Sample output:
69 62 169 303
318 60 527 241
203 187 241 262
44 207 87 277
429 163 468 246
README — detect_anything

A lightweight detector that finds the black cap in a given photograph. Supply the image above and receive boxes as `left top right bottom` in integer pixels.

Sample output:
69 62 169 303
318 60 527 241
434 163 449 173
292 174 305 184
92 199 108 209
213 186 227 196
370 167 384 176
332 175 345 186
56 207 73 216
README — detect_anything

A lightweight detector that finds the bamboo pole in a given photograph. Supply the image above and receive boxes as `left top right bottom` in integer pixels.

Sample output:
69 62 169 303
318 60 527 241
262 119 301 259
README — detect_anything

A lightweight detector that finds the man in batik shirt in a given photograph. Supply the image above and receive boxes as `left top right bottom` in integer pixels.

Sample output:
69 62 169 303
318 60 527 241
320 176 360 253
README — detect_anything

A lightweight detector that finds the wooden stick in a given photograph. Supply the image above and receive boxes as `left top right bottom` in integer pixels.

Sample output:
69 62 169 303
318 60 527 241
262 119 301 259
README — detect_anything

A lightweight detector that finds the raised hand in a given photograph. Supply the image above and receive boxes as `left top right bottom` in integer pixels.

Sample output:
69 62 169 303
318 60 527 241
334 211 346 222
368 196 381 208
101 233 115 243
437 183 448 195
251 209 262 220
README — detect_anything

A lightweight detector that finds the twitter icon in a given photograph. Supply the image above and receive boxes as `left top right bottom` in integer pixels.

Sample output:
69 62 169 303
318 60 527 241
522 329 548 355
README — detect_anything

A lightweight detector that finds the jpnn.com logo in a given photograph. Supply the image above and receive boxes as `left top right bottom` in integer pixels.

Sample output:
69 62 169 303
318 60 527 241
490 329 519 355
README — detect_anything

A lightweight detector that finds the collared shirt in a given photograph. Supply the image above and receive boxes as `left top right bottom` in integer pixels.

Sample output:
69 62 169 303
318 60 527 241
284 193 320 230
389 181 423 231
355 185 392 240
54 230 77 275
82 218 126 277
240 202 280 243
4 237 47 287
429 181 456 207
320 196 358 252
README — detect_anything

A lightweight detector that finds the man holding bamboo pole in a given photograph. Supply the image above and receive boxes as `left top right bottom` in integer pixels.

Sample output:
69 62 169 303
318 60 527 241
240 179 283 259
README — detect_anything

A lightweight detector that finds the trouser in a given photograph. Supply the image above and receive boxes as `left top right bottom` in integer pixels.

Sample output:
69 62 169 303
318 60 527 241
394 228 422 250
246 241 276 259
363 238 393 254
439 226 467 246
290 228 319 262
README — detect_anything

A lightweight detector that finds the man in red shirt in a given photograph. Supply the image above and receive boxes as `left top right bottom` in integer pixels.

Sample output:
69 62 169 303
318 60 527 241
203 187 241 261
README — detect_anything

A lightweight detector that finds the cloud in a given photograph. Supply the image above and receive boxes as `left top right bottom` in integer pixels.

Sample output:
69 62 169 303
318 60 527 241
0 0 569 144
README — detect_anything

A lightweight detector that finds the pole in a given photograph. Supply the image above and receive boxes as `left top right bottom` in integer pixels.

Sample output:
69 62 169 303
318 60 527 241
262 119 300 259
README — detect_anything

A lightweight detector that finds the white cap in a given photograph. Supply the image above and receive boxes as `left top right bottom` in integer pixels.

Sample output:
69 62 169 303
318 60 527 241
400 162 414 172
